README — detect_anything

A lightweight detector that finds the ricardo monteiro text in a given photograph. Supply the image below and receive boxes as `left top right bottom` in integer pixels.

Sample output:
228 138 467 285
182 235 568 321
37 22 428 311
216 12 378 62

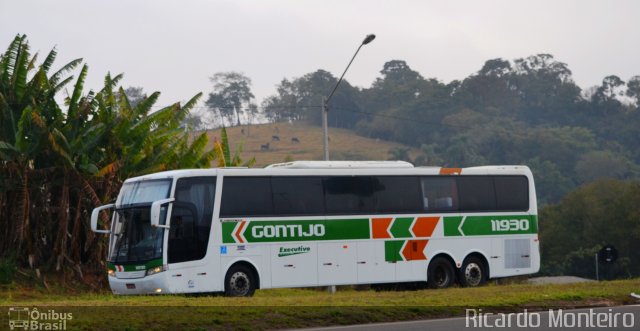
465 308 635 328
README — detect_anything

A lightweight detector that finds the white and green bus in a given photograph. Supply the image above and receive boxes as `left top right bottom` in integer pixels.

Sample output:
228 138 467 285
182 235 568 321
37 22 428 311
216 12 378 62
91 161 539 296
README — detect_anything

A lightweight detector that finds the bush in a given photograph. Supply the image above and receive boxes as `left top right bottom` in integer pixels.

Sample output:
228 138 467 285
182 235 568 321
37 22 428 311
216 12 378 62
0 255 17 284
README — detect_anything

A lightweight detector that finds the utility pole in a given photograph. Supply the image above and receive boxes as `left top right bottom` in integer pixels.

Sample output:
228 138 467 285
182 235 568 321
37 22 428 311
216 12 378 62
322 34 376 161
322 97 329 160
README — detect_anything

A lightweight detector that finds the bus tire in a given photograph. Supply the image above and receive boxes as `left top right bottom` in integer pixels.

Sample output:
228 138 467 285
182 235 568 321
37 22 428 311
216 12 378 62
427 257 455 289
459 256 488 287
224 264 256 297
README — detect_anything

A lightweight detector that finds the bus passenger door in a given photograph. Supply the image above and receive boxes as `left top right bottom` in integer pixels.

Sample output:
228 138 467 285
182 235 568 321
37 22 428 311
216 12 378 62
166 177 217 293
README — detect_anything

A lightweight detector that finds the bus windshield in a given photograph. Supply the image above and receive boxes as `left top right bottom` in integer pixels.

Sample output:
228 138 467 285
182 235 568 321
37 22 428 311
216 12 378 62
110 179 171 264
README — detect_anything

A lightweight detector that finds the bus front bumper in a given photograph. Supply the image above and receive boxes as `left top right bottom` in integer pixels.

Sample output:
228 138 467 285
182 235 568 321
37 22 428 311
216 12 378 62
108 272 168 295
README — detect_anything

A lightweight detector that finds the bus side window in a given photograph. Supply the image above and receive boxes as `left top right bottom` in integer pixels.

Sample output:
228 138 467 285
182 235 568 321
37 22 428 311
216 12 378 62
220 177 273 217
372 176 422 214
494 176 529 211
420 177 458 212
169 177 216 264
272 177 324 216
323 177 375 215
457 176 496 211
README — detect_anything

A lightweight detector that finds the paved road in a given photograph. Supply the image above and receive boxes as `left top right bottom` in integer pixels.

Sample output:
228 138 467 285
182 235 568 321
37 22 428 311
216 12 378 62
294 305 639 331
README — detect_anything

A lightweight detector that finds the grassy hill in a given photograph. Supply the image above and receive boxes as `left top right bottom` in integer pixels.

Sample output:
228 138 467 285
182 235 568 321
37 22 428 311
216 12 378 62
203 122 420 167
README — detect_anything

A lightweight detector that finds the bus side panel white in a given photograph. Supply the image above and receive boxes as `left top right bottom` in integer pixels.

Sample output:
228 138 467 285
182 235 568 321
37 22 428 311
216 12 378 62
318 242 357 286
490 238 505 278
395 257 414 282
490 235 539 278
271 243 318 288
356 241 395 283
531 237 540 273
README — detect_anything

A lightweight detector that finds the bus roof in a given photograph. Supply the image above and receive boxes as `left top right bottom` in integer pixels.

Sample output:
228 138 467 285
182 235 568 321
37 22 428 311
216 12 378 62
266 161 415 169
123 162 532 183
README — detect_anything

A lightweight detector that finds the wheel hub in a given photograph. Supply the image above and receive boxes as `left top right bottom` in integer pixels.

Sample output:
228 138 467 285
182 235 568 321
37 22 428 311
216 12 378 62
230 272 249 295
464 262 482 286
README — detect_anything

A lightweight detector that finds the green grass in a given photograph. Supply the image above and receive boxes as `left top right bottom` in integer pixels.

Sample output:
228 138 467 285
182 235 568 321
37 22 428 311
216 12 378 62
1 279 639 330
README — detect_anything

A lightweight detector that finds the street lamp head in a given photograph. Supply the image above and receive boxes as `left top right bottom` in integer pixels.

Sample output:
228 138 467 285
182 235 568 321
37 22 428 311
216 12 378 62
362 34 376 45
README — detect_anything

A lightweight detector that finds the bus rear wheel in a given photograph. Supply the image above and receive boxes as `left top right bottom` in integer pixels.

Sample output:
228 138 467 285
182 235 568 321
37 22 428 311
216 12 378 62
459 256 488 287
224 264 256 297
427 257 455 289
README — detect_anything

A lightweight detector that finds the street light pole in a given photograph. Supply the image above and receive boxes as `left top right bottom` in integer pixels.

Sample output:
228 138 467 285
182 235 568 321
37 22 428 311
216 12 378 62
322 34 376 161
322 96 329 161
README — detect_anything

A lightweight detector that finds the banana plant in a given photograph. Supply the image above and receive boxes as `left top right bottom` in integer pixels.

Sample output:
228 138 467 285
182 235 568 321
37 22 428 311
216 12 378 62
213 126 256 167
0 35 245 280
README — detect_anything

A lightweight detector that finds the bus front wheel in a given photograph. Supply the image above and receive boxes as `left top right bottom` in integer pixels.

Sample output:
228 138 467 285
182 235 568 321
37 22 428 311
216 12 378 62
224 264 256 297
427 257 455 289
459 256 488 287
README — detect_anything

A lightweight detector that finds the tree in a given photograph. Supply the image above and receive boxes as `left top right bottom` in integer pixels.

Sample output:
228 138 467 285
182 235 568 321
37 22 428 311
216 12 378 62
0 35 221 283
123 86 146 107
510 54 581 124
361 60 426 113
593 75 625 104
626 75 640 108
262 78 301 122
588 75 627 116
574 150 635 184
540 179 640 278
262 70 361 128
206 72 255 126
478 58 512 77
455 58 520 113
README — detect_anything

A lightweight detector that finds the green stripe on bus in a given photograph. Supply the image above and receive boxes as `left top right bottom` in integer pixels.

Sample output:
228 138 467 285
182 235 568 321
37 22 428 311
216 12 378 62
221 214 538 243
443 216 464 236
389 217 413 238
384 240 404 262
221 222 236 243
222 218 371 243
324 219 370 240
444 215 538 236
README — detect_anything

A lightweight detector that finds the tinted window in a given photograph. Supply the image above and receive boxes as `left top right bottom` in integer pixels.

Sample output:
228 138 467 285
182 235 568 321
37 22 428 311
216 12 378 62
373 176 422 213
421 177 458 211
457 176 497 211
494 176 529 211
272 177 325 215
169 177 216 263
119 179 171 206
220 177 273 217
324 177 375 214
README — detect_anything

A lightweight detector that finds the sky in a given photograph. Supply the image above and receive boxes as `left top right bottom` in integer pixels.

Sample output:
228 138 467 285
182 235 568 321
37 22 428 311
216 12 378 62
1 0 640 109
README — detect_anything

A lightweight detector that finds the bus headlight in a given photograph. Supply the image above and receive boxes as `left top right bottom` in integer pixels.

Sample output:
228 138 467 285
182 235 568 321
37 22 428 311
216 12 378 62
108 269 115 277
146 266 165 276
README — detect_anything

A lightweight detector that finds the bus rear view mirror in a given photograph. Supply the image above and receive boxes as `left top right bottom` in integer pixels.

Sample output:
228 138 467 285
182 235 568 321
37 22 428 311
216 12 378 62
151 198 174 229
91 204 114 234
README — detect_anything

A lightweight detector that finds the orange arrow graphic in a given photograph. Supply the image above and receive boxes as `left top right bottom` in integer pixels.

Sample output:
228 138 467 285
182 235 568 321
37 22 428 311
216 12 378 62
412 217 439 237
402 239 428 261
234 221 246 243
372 218 393 239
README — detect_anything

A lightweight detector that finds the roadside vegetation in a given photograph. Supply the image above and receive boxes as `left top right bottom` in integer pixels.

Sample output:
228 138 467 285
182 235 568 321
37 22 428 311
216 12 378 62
0 35 234 287
1 279 639 330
